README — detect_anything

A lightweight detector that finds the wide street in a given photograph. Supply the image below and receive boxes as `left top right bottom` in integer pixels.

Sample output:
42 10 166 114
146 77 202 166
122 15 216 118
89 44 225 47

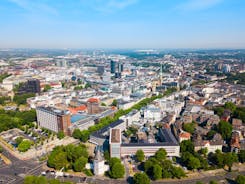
0 148 45 184
1 144 245 184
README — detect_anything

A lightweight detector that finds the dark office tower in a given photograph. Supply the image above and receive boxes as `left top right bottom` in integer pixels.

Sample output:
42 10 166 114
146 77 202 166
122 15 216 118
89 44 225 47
27 79 41 93
18 78 41 94
118 63 124 73
110 60 116 73
97 65 105 75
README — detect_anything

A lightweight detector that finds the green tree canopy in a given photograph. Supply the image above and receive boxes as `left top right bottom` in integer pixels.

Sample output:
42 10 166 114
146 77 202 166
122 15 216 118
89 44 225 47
223 152 238 172
133 173 150 184
155 148 167 161
171 166 186 179
224 102 236 112
235 175 245 184
111 99 118 106
18 140 32 152
218 120 232 140
188 156 201 170
109 157 121 167
183 122 196 134
72 129 81 139
73 156 87 172
238 150 245 163
43 84 52 92
153 164 162 180
135 149 145 162
15 136 24 145
180 140 194 153
109 162 125 179
57 131 65 139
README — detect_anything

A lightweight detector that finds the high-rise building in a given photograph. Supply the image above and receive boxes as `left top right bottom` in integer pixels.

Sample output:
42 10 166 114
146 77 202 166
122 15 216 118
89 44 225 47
109 128 121 158
110 60 116 74
18 78 41 94
27 79 41 93
36 107 71 135
97 65 105 75
118 63 124 73
222 64 231 73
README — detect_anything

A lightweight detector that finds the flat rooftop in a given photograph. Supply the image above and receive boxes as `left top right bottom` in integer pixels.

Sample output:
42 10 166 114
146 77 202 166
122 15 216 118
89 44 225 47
110 129 121 144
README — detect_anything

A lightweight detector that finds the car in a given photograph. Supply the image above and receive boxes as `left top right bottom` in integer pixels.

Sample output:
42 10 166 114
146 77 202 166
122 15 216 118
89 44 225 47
41 172 46 176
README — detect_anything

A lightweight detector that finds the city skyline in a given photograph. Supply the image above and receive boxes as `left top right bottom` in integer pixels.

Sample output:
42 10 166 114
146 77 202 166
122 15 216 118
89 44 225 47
0 0 245 49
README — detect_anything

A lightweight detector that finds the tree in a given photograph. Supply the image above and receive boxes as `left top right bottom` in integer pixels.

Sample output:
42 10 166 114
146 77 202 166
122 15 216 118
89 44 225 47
74 85 83 91
18 140 32 152
101 102 107 106
153 164 162 180
85 83 91 88
133 173 150 184
43 84 52 92
155 148 167 161
238 150 245 163
24 175 36 184
71 145 88 161
214 107 225 117
183 122 196 134
24 176 48 184
188 156 201 170
72 129 81 139
49 179 61 184
80 130 90 142
144 159 155 175
109 162 125 179
15 136 23 145
235 175 245 184
180 140 194 153
73 156 87 172
214 150 225 168
207 130 217 140
136 149 145 162
224 102 236 113
53 152 69 170
171 166 186 179
0 145 3 153
209 181 218 184
57 131 65 139
218 120 232 140
196 182 204 184
104 150 110 161
13 93 35 105
198 148 208 157
111 99 118 107
109 157 121 167
223 152 238 172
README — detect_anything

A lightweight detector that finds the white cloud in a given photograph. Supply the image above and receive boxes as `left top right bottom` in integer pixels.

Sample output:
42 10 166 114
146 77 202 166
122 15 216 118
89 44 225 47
177 0 224 11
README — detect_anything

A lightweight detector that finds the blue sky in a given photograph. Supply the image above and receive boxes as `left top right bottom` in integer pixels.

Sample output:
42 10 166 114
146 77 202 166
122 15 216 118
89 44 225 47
0 0 245 49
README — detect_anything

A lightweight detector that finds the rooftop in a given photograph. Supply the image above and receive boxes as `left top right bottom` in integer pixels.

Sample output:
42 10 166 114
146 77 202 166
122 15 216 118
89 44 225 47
110 129 121 143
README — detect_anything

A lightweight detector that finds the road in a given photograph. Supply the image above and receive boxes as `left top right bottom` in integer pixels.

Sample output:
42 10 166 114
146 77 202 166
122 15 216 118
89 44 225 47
0 148 45 184
1 144 244 184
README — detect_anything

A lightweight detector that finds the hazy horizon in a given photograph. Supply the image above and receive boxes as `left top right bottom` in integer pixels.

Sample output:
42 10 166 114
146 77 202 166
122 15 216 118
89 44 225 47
1 0 245 49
